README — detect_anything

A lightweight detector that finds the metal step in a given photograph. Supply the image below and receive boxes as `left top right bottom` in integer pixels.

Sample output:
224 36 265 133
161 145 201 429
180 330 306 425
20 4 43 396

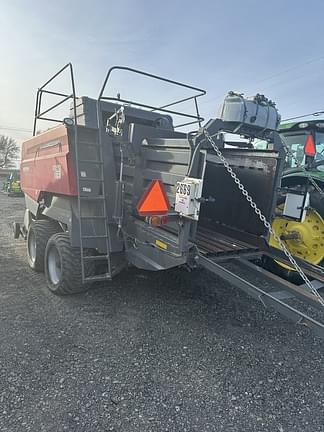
79 177 104 182
80 216 106 220
81 235 108 239
84 273 112 282
79 141 100 147
79 195 105 200
83 255 110 261
79 159 104 164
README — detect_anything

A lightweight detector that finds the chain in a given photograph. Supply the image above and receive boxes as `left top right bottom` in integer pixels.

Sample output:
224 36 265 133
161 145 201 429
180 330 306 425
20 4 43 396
282 144 324 195
203 129 324 307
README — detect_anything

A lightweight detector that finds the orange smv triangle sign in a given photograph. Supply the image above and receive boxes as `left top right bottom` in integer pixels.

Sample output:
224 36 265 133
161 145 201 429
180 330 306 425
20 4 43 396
137 180 170 216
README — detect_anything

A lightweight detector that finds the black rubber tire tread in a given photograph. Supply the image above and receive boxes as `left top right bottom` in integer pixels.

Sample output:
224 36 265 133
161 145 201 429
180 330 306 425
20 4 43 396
27 220 61 272
45 233 92 295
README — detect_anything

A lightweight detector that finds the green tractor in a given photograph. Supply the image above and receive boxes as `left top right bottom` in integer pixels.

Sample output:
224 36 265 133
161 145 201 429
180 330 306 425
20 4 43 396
259 120 324 280
2 170 23 197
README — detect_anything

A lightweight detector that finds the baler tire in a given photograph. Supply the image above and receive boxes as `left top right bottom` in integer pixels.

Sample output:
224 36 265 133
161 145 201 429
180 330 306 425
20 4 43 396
27 220 61 272
45 233 92 295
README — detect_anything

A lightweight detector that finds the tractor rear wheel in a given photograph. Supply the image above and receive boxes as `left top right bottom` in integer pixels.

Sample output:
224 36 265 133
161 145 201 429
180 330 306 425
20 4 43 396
27 220 61 272
45 233 92 295
267 191 324 282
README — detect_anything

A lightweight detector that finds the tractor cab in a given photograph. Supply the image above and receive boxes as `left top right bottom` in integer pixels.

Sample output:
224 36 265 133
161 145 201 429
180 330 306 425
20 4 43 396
279 120 324 180
256 120 324 180
255 120 324 279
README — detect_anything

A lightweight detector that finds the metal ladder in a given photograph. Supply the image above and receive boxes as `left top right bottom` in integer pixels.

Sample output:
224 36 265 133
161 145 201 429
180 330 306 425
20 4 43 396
30 62 113 283
74 128 112 283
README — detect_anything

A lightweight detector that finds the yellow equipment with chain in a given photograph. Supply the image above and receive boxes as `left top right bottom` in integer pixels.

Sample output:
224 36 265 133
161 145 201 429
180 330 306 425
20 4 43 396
270 205 324 269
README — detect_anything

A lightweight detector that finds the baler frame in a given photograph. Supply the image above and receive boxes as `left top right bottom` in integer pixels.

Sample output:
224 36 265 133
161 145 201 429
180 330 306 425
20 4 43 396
19 63 324 340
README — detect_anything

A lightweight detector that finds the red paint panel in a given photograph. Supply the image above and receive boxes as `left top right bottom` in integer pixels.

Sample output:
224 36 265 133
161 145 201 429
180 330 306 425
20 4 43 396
21 125 77 201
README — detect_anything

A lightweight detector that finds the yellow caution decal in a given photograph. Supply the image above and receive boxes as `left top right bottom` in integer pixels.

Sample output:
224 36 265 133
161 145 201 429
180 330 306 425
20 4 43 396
155 239 168 250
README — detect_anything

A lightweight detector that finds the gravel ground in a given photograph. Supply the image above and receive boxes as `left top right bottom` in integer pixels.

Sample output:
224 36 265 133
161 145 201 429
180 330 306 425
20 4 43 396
0 192 323 432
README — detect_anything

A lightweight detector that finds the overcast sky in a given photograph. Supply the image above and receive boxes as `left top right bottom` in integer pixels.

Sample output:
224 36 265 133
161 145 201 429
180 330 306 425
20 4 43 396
1 0 324 148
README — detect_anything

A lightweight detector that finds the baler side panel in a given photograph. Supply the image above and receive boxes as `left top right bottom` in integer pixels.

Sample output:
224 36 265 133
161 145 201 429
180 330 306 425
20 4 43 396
21 125 77 201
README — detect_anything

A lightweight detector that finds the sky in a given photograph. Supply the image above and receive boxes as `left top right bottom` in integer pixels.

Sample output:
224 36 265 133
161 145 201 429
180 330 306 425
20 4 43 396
2 0 324 154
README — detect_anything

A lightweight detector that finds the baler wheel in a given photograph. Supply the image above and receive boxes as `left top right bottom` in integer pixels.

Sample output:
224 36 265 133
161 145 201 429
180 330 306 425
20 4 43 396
45 233 93 295
27 220 61 272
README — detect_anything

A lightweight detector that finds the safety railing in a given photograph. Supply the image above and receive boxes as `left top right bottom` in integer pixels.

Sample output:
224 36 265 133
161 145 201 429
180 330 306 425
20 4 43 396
97 66 206 128
33 63 77 136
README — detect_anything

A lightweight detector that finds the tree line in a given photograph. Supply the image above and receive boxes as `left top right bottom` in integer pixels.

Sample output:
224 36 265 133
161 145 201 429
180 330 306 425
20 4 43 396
0 135 19 168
